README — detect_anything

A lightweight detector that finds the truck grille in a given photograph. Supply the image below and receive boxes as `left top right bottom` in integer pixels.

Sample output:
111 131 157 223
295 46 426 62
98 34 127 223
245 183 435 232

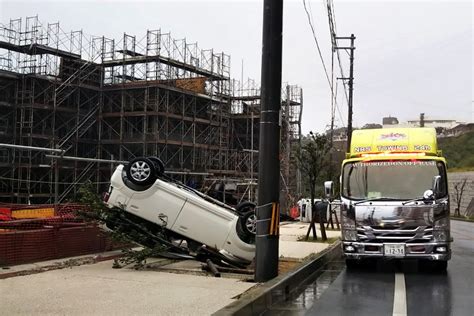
357 226 433 243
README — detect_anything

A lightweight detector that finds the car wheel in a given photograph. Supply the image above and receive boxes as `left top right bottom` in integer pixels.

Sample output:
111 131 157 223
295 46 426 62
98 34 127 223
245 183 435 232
236 202 256 237
147 156 165 177
126 157 157 186
236 216 255 244
242 211 257 235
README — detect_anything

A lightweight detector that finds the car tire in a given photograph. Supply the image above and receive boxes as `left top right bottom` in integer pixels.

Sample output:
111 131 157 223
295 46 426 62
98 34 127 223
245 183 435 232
126 157 157 186
147 156 165 177
242 210 257 235
236 201 256 216
236 202 256 236
236 216 255 244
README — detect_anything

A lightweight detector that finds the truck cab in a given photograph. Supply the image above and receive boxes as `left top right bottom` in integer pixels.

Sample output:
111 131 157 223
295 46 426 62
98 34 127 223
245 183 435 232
338 128 451 271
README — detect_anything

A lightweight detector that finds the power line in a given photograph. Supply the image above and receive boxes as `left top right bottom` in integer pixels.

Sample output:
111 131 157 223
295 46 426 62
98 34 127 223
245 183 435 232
303 0 331 86
302 0 346 128
327 0 350 105
326 0 346 128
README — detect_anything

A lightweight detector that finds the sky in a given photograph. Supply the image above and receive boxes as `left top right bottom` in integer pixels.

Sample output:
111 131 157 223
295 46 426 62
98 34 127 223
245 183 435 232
1 0 472 134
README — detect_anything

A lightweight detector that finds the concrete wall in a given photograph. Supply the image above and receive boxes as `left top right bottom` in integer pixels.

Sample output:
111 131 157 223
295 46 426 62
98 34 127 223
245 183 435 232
448 172 474 216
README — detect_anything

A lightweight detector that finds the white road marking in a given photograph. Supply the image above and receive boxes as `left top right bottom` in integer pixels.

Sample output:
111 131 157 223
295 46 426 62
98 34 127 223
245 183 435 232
393 272 407 316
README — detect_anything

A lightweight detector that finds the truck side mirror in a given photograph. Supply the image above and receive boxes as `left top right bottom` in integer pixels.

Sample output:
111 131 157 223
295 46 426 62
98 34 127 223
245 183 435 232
324 181 334 200
432 175 441 198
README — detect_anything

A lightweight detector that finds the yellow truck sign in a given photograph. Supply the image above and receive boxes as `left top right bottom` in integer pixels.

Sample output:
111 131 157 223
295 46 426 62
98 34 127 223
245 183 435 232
349 127 438 157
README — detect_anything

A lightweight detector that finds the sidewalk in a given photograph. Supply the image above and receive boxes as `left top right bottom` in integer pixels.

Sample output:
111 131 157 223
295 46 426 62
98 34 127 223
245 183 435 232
1 221 340 315
279 222 341 259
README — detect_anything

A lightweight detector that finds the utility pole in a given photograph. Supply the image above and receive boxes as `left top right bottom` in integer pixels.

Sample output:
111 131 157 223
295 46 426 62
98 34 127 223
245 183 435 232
336 34 356 152
255 0 283 282
347 34 355 152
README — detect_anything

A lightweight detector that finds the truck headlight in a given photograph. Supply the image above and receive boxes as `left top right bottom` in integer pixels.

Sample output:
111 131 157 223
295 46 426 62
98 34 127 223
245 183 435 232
341 205 355 228
434 216 449 229
341 205 357 241
433 217 449 242
433 230 448 242
342 230 358 241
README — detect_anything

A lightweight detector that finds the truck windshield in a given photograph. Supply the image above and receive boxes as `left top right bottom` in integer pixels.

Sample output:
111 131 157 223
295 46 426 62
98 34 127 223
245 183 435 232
342 160 447 200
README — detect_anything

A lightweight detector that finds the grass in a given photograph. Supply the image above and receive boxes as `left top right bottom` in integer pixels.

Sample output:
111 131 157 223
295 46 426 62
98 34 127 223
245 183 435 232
324 227 341 231
439 131 474 170
451 215 474 223
448 166 474 172
297 236 340 244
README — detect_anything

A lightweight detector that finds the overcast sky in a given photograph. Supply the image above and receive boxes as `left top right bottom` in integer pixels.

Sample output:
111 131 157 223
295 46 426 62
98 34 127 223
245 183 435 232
1 0 472 134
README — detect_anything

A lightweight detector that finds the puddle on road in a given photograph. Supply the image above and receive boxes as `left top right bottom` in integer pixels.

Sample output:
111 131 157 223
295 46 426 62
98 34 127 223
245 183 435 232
264 260 345 315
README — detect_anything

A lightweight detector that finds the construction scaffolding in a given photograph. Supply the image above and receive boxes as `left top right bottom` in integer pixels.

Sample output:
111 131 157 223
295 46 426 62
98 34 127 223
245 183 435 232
0 16 303 209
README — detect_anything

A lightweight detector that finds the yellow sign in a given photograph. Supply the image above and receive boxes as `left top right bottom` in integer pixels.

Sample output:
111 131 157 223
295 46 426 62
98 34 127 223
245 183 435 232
349 127 438 157
11 208 55 219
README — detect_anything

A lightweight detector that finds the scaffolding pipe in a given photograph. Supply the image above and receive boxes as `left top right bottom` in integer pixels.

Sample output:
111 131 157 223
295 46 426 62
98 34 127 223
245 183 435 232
0 143 64 154
45 154 126 164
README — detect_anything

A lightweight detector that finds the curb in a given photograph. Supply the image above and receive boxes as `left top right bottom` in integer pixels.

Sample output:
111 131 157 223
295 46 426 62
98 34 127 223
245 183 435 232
213 240 342 316
0 251 123 280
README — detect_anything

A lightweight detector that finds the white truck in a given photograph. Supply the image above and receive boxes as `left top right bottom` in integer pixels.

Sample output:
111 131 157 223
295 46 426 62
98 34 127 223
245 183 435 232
103 157 256 265
331 128 451 271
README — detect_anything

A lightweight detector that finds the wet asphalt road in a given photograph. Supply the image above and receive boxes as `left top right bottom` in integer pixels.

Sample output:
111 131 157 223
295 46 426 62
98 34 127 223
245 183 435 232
265 220 474 316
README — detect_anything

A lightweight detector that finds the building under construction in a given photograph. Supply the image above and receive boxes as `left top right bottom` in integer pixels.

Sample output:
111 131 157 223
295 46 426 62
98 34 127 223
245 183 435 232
0 16 302 207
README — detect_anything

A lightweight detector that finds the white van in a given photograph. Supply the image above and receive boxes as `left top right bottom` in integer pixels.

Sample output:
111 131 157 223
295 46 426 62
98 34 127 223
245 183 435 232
104 157 256 264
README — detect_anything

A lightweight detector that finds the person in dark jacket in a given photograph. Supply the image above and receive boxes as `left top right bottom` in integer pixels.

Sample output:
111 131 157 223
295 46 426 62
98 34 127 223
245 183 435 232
314 200 328 223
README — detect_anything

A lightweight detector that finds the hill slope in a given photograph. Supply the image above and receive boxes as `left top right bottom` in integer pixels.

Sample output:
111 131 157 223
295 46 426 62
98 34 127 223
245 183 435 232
438 131 474 171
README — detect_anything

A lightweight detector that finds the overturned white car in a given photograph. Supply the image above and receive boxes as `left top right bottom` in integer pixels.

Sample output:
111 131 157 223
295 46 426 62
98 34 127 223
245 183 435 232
103 157 256 265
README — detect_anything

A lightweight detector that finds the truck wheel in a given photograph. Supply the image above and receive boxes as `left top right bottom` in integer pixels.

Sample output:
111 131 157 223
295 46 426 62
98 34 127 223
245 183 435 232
148 156 165 177
420 260 448 272
236 202 256 236
345 259 360 270
126 157 157 186
432 261 448 272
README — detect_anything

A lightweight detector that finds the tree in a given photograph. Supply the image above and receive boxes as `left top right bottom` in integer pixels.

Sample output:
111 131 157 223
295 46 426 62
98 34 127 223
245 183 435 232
435 127 445 135
297 132 332 241
361 123 382 130
453 179 468 217
76 182 166 269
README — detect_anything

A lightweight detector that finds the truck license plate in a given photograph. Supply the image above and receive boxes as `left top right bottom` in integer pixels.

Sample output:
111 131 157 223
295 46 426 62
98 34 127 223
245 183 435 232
384 244 405 257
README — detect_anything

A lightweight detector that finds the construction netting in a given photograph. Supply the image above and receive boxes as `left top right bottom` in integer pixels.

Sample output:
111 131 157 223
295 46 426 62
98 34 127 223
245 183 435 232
0 203 115 266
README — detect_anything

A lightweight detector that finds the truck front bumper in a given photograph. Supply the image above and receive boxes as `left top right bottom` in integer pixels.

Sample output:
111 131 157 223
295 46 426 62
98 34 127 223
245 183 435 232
342 241 451 261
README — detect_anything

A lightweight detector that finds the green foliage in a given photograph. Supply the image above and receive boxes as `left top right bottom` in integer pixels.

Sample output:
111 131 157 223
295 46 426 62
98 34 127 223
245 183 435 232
297 236 340 244
76 182 109 222
297 132 338 197
76 182 166 269
438 131 474 170
361 123 382 130
451 215 474 222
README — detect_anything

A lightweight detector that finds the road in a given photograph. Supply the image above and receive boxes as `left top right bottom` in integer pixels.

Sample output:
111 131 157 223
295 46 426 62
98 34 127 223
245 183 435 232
266 220 474 315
